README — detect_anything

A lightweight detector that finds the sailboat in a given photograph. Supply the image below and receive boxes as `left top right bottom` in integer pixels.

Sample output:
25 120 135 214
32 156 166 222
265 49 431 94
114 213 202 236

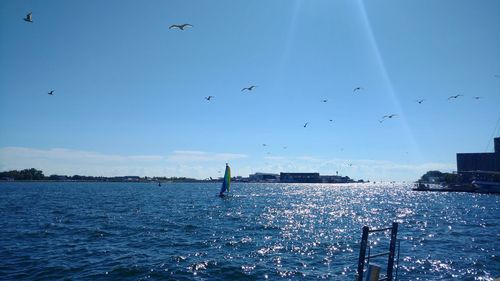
219 163 231 197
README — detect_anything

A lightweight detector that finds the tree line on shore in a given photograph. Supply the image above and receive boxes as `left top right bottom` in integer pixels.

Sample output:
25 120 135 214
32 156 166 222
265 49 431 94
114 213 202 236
418 170 457 184
0 168 198 182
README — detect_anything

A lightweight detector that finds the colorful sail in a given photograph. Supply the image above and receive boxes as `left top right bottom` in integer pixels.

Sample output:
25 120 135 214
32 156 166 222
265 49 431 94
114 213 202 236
220 163 231 194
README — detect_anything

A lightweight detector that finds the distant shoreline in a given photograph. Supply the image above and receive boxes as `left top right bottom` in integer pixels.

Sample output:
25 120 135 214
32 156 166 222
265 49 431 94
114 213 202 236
0 180 378 184
1 169 367 184
0 180 210 183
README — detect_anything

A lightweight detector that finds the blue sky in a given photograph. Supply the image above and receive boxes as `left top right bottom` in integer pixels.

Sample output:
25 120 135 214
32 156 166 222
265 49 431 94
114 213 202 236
1 0 499 181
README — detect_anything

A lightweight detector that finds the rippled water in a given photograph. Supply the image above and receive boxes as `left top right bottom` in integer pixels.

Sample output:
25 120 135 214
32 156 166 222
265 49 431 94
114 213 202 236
0 182 498 280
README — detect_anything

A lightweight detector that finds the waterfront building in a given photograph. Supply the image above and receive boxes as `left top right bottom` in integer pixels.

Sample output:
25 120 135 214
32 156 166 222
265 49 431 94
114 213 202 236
456 137 500 172
456 137 500 184
248 173 280 182
280 172 320 183
320 175 354 183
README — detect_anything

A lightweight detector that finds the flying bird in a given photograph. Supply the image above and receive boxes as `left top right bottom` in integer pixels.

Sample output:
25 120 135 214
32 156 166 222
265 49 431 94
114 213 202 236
329 119 333 122
47 90 54 95
262 144 267 147
353 87 363 93
494 75 500 78
321 99 328 103
242 85 257 92
448 94 463 100
24 12 32 23
303 122 309 128
169 24 193 30
283 146 287 149
415 99 425 104
205 96 214 101
473 96 482 100
380 114 397 123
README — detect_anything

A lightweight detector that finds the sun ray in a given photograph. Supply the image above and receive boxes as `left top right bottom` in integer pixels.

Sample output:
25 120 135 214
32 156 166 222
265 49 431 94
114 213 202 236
357 0 424 162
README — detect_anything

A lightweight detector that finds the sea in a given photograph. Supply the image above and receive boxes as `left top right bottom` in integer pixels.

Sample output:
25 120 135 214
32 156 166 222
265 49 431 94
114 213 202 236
0 182 498 281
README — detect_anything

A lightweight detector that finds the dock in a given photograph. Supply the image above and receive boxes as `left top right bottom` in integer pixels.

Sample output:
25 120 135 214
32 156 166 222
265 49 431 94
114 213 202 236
412 183 499 194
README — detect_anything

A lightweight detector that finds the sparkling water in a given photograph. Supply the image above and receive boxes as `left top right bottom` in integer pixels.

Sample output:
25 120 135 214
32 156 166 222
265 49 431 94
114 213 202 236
0 182 498 280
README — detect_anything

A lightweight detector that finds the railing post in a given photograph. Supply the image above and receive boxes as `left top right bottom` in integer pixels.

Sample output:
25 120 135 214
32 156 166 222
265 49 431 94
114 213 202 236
357 226 370 281
386 222 398 281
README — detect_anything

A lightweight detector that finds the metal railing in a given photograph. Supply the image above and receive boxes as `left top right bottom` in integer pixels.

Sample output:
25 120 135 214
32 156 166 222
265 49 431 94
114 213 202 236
356 222 399 281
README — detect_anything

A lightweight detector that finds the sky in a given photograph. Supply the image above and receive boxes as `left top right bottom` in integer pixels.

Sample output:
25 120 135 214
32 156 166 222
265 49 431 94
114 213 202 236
1 0 499 181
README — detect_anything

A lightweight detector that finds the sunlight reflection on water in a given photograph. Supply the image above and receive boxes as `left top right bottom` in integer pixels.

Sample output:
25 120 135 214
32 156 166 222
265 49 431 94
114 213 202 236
0 182 498 280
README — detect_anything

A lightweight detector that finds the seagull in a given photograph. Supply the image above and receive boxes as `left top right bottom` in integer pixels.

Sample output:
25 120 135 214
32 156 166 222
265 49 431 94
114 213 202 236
329 119 333 122
24 12 32 23
48 90 54 95
448 94 463 100
169 24 193 30
303 122 309 128
205 96 214 101
380 114 397 123
321 99 328 103
353 87 363 93
242 85 257 92
415 99 425 104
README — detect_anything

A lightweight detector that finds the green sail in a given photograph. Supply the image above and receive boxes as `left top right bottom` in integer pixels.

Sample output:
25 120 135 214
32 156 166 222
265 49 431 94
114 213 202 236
220 164 231 194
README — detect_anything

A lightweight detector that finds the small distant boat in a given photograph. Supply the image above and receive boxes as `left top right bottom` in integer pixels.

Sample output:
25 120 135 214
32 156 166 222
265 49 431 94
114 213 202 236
472 180 500 193
219 163 231 197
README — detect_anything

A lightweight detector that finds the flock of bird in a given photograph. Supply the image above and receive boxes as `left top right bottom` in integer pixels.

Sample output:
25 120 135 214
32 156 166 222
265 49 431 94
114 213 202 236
205 79 493 125
22 11 498 157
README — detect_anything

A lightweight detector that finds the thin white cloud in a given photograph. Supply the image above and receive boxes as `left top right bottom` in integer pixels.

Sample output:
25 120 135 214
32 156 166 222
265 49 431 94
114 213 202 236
263 156 286 161
0 146 455 181
167 150 247 162
295 156 323 163
0 147 247 178
243 155 455 181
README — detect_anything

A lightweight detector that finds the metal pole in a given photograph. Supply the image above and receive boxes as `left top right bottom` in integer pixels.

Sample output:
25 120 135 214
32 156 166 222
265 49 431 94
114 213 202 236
395 240 401 281
386 222 398 281
357 226 370 281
